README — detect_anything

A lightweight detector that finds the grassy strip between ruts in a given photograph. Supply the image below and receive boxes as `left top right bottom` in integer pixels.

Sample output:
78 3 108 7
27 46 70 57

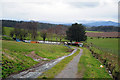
77 47 112 79
38 49 80 79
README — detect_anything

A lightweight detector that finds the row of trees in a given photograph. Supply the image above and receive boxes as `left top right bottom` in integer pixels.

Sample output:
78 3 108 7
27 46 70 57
2 21 67 41
40 25 67 41
40 23 87 42
86 26 120 32
3 21 87 42
9 21 38 40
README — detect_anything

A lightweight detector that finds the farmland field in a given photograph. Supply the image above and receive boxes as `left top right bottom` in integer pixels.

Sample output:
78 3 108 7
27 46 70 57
2 40 71 78
3 27 14 36
87 37 118 54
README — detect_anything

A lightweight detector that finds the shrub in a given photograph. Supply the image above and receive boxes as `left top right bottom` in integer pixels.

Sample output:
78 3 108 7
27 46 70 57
2 36 13 40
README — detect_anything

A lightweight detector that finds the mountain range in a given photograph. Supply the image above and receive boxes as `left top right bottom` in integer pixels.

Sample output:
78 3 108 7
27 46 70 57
83 21 118 27
61 21 118 27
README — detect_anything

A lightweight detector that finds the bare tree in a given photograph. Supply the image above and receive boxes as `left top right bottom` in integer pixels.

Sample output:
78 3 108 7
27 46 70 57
40 29 47 41
54 25 67 42
11 21 38 40
47 27 55 41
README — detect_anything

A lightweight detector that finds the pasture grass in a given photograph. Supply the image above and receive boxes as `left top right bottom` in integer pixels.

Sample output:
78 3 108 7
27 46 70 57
3 27 14 36
87 37 118 54
2 40 71 59
38 49 80 78
78 48 112 78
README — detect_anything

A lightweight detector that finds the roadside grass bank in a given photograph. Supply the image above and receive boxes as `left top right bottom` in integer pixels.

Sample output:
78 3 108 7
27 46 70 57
86 37 120 79
2 51 38 78
2 40 72 78
77 48 112 78
88 46 119 80
38 49 80 78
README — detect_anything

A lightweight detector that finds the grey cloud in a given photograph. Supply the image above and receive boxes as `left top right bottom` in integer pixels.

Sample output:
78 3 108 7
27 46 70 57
1 0 117 22
68 2 99 8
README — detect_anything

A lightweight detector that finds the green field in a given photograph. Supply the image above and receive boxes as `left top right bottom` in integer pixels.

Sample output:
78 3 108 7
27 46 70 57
2 40 71 59
78 48 112 78
2 40 71 78
3 27 14 36
87 37 118 54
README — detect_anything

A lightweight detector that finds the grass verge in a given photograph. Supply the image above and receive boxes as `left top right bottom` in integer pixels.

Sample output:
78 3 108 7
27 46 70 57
38 49 80 78
78 47 112 78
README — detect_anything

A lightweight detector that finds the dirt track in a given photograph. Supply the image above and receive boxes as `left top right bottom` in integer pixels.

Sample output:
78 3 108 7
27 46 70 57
55 48 83 78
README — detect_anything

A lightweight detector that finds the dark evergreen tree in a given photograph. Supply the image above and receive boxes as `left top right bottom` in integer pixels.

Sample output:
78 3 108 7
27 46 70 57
66 23 87 42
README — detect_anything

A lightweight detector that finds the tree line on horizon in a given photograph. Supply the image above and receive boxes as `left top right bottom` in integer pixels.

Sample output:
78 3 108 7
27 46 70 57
2 20 87 42
2 20 119 32
2 20 68 41
86 26 120 32
2 19 119 42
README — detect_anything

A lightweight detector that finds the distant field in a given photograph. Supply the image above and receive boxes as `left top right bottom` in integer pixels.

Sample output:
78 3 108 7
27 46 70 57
3 27 14 36
2 40 71 78
87 37 118 54
86 32 119 38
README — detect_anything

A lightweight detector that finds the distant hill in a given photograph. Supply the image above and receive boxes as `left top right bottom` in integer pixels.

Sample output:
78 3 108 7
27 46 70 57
83 21 118 27
1 20 57 30
1 20 118 29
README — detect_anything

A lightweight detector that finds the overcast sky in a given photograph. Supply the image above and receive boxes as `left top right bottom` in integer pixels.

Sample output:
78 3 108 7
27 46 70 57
1 0 119 23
